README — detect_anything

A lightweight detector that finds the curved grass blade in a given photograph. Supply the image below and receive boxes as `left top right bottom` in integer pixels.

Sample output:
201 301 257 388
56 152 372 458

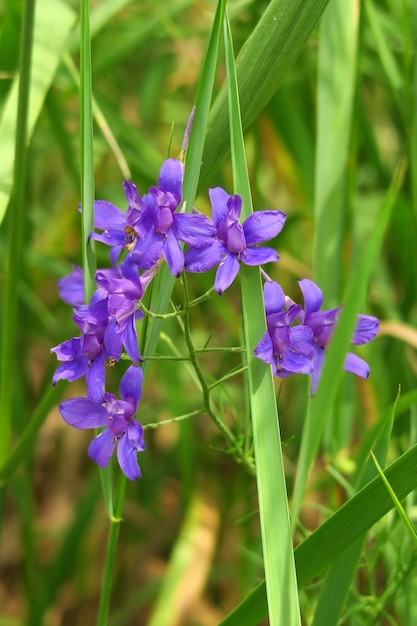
200 0 332 189
0 0 76 225
291 158 406 526
224 12 301 626
219 442 417 625
142 0 226 373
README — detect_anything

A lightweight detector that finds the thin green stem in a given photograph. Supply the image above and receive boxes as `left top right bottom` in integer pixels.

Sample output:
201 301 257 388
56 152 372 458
144 409 206 430
80 0 96 302
181 274 254 474
0 0 36 464
96 474 127 626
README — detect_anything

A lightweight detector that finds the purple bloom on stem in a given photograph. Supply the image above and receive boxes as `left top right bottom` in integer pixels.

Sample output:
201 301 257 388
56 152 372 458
132 159 216 276
254 281 314 377
297 279 380 394
185 188 286 294
89 180 149 266
58 265 85 305
59 365 146 480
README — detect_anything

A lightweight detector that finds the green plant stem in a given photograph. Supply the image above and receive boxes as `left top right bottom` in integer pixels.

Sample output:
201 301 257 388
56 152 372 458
0 0 36 465
181 273 254 474
96 474 127 626
80 0 96 302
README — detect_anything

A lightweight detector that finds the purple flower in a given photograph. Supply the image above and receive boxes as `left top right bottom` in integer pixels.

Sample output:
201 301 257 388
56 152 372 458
58 265 85 305
296 279 380 394
90 180 149 266
51 283 142 402
51 290 113 402
254 281 314 377
184 188 287 294
131 159 216 276
59 365 145 480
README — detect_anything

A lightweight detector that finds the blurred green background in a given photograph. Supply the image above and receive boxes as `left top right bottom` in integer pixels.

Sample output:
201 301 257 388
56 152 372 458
0 0 417 624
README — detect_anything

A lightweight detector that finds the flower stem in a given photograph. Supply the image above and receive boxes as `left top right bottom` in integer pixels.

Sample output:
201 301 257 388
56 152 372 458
181 273 255 474
96 474 127 626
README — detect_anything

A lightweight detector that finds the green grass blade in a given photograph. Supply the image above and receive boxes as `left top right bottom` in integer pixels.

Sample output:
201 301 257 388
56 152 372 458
219 442 417 624
142 0 226 374
291 158 406 526
224 12 300 626
200 0 332 189
313 0 359 305
370 451 417 546
310 395 396 626
80 0 97 303
0 0 76 225
0 0 36 466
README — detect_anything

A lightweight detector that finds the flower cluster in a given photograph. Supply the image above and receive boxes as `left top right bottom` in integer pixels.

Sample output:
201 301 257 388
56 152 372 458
254 279 379 395
52 146 379 479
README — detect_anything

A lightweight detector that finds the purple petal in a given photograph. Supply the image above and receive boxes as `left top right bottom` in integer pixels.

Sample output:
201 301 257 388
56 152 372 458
131 229 164 270
214 253 240 294
158 159 183 200
352 315 379 345
163 228 184 277
173 213 217 247
184 240 225 273
58 266 84 305
123 180 142 210
122 316 141 363
104 319 123 360
52 358 88 386
278 350 314 375
128 420 146 452
89 230 127 248
263 281 285 316
209 187 229 227
59 397 108 429
85 353 106 403
298 279 324 318
88 428 115 467
117 432 142 480
93 200 126 230
254 332 276 373
307 309 339 347
344 352 370 379
243 211 287 245
51 337 82 361
120 365 143 406
311 344 325 396
242 246 279 266
226 222 245 253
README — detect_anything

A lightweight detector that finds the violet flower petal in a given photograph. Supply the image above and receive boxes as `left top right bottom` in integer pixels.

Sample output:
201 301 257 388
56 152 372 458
263 281 286 316
173 213 217 247
352 315 380 345
243 211 287 245
158 159 183 200
93 200 126 230
163 228 184 277
184 240 225 273
120 365 142 406
117 433 142 480
88 429 115 468
59 397 108 429
208 187 229 227
242 246 279 266
344 352 370 379
214 253 240 294
298 279 324 317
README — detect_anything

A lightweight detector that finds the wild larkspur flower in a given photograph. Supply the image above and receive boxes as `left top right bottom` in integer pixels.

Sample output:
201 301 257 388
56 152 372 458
184 188 287 294
58 265 85 305
90 179 148 267
254 281 314 377
59 365 145 480
130 158 216 276
51 289 114 402
295 279 380 394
